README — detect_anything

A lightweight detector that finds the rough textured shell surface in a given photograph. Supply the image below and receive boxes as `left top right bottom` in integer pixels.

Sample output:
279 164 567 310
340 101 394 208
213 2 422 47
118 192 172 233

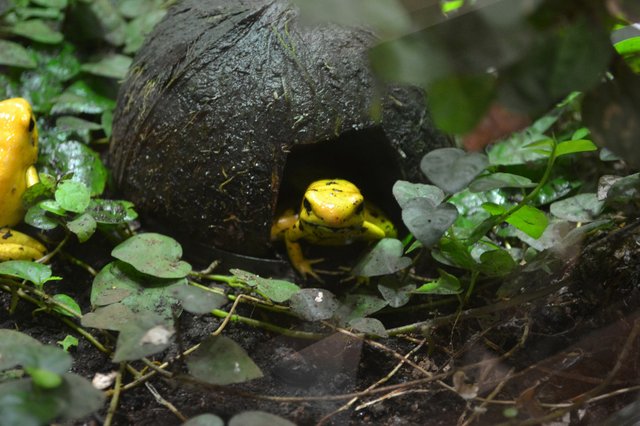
110 0 447 256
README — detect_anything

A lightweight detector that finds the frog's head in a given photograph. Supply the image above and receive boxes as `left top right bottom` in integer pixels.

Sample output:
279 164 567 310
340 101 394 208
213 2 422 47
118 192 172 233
0 98 38 161
299 179 366 229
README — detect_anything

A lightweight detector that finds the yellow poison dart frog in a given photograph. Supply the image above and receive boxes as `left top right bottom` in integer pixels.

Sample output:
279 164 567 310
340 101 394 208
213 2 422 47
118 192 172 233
0 98 46 261
271 179 396 280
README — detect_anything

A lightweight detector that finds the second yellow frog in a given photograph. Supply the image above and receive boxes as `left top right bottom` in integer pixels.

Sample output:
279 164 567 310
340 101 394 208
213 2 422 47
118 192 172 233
271 179 396 280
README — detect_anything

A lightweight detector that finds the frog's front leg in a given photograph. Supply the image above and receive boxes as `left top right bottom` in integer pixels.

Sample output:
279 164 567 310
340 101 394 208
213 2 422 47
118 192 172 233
284 227 324 281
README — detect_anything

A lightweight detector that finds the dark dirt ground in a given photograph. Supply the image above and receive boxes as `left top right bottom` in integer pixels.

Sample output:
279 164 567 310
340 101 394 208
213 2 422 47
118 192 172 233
2 220 640 426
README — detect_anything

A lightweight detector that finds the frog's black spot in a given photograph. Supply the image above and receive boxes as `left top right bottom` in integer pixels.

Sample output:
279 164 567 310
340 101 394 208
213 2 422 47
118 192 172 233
298 222 305 232
333 188 343 192
326 180 337 186
355 202 364 215
303 198 313 215
2 230 12 240
369 210 379 218
28 117 35 133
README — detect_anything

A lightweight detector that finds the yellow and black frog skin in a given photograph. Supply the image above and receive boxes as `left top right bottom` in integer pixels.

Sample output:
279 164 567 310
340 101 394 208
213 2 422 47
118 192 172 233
0 98 46 261
271 179 396 280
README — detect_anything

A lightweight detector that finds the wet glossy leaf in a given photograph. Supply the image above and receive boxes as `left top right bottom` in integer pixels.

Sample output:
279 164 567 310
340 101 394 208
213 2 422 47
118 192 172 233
86 200 137 224
289 288 339 321
421 148 489 194
550 193 604 222
32 0 68 9
402 198 458 248
55 116 102 133
112 312 174 362
431 237 477 270
11 20 63 44
469 173 536 192
55 181 91 213
24 205 59 230
392 180 445 208
605 173 640 204
0 261 56 287
39 200 65 215
112 234 192 279
187 336 263 385
81 53 132 79
483 203 548 238
183 414 225 426
231 270 300 302
429 74 495 133
229 411 295 426
51 80 116 115
348 317 388 337
50 294 81 318
352 238 412 277
0 40 36 68
49 141 107 196
67 213 96 242
171 285 227 315
414 269 462 294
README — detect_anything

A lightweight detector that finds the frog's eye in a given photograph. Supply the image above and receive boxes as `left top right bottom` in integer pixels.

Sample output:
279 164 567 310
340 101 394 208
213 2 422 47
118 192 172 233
28 117 35 133
303 198 313 215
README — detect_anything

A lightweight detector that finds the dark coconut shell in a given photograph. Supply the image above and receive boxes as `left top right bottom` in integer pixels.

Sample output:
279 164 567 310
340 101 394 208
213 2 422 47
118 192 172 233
110 0 448 258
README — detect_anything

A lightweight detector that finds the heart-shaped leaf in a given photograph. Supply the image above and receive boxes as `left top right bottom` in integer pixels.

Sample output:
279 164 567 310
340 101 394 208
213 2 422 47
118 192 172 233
392 180 445 208
112 312 174 362
171 285 227 314
550 193 604 222
421 148 489 194
186 336 263 385
289 288 340 321
402 198 458 248
112 233 192 279
352 238 412 277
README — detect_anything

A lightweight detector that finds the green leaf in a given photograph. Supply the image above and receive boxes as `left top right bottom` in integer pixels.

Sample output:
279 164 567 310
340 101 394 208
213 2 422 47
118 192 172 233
124 10 166 54
428 74 495 134
55 181 91 214
377 277 415 308
39 200 66 216
25 367 62 389
183 414 225 426
112 233 192 279
0 40 36 68
228 411 295 426
504 205 548 239
86 200 138 223
55 116 102 132
24 205 59 230
352 238 412 277
392 180 445 208
414 269 462 294
0 330 71 374
67 213 97 242
421 148 489 194
56 335 78 352
431 237 477 270
186 336 263 385
31 0 68 9
289 288 339 321
348 317 388 337
230 270 300 302
401 199 458 248
112 312 174 362
90 261 186 322
550 193 604 222
333 294 388 325
51 294 81 317
51 80 116 115
81 54 132 79
477 249 517 277
615 36 640 56
555 139 598 157
171 285 227 315
469 173 536 192
81 304 138 331
0 261 55 287
11 20 63 44
49 141 108 196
